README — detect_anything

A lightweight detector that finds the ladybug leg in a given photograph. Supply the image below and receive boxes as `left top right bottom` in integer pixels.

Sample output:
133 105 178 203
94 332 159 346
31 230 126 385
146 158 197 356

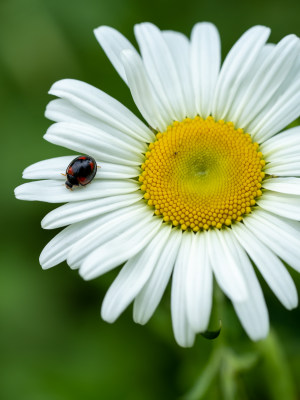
63 183 73 190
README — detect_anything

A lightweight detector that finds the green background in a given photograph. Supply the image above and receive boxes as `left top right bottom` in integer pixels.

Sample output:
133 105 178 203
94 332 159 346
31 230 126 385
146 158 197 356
1 0 300 399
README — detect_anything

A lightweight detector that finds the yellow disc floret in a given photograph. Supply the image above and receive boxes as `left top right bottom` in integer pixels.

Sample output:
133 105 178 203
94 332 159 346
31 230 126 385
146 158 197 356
139 116 265 231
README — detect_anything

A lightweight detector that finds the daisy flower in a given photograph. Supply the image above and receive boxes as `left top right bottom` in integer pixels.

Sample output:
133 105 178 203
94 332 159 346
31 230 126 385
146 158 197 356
15 22 300 347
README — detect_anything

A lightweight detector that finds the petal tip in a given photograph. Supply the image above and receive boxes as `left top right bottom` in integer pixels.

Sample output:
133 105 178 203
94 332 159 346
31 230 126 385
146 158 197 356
41 217 52 230
14 186 21 198
249 326 269 342
78 266 93 281
101 304 117 323
39 254 54 270
14 184 26 200
48 79 77 96
93 25 111 40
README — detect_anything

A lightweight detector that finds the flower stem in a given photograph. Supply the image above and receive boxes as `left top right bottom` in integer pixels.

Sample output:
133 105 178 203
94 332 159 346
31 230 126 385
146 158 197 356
254 329 296 400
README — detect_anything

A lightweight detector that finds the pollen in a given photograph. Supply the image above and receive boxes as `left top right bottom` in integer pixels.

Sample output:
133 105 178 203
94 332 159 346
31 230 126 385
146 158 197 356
139 116 265 231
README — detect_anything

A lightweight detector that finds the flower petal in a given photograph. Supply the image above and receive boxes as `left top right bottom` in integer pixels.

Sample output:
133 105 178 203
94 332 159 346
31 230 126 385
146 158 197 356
133 227 181 325
257 192 300 220
90 161 140 180
171 233 195 347
101 224 171 323
262 126 300 176
44 122 143 166
162 30 197 118
134 22 186 123
23 156 140 180
225 231 269 341
67 203 149 269
23 156 77 180
262 177 300 195
15 179 139 203
260 124 300 158
48 79 155 142
212 26 271 121
247 51 300 142
244 210 300 272
39 215 104 269
232 35 300 129
185 231 213 333
264 161 300 177
207 229 248 302
79 216 162 280
121 49 168 131
249 77 300 142
232 223 298 310
190 22 220 118
42 193 143 229
94 25 139 84
46 98 148 152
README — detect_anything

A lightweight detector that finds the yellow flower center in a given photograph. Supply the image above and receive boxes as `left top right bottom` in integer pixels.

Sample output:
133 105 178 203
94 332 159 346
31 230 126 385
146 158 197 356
139 116 265 231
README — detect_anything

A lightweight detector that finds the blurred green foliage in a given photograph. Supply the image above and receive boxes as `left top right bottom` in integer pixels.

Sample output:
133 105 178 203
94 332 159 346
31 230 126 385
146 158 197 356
1 0 300 399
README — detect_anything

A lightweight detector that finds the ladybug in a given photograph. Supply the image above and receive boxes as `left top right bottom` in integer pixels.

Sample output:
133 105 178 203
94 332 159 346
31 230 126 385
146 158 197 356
65 155 97 189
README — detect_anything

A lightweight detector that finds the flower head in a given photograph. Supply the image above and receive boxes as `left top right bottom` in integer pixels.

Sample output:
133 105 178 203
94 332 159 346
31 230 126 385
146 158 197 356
15 22 300 347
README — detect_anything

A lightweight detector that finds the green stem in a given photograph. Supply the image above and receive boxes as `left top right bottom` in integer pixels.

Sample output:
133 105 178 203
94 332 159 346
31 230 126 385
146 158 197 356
183 347 223 400
254 329 296 400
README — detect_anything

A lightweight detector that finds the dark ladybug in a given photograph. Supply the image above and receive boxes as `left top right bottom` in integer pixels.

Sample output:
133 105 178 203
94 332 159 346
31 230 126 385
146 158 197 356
65 155 97 189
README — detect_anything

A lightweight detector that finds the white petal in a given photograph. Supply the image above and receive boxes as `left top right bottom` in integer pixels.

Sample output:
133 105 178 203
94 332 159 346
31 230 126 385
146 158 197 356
232 35 300 129
101 224 171 323
207 229 248 302
48 79 155 142
67 203 149 269
171 233 195 347
219 43 274 125
79 216 162 280
225 231 269 341
42 193 143 229
39 215 104 269
44 122 144 166
121 49 168 131
190 22 220 118
232 223 298 309
262 177 300 195
244 210 300 272
133 227 181 325
257 192 300 220
134 22 186 123
264 162 300 177
92 161 140 179
23 156 78 180
262 126 300 175
162 30 197 118
260 125 300 157
94 25 139 84
46 99 148 152
212 26 271 120
22 156 140 180
15 179 139 203
247 53 300 142
249 78 300 142
185 232 213 333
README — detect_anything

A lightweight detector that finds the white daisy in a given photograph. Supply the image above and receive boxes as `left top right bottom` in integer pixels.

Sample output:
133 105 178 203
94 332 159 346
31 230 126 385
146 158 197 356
15 22 300 347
